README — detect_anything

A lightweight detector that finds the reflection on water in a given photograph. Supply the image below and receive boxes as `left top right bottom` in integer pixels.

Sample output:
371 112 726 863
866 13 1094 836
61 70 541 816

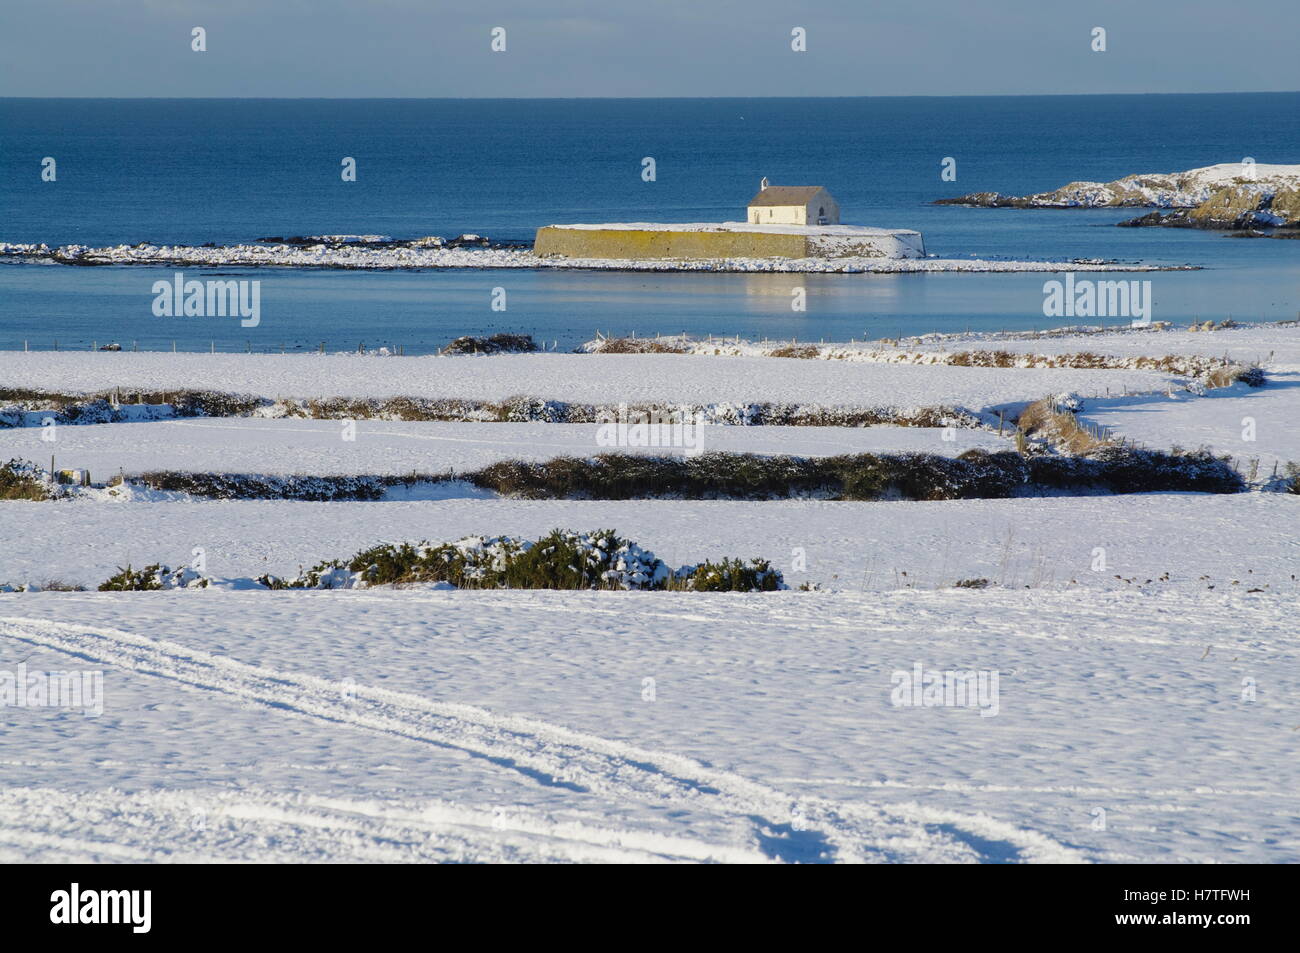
1 260 1294 354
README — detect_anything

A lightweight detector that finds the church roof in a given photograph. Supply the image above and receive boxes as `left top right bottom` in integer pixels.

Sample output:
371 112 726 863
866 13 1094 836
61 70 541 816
747 185 828 207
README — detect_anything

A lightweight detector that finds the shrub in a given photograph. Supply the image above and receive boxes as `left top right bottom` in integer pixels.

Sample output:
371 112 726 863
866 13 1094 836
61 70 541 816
97 563 209 591
347 543 429 586
98 564 164 591
1234 366 1267 388
247 530 783 592
442 334 538 355
495 529 668 590
584 337 688 354
1285 463 1300 494
0 458 51 501
678 558 784 592
137 471 389 501
768 344 822 359
259 560 354 589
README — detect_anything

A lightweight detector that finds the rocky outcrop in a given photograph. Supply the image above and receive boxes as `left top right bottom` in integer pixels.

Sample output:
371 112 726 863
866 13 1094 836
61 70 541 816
937 163 1300 230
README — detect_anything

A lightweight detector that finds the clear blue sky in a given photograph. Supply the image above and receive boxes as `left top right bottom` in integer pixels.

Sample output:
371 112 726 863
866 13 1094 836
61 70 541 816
2 0 1296 98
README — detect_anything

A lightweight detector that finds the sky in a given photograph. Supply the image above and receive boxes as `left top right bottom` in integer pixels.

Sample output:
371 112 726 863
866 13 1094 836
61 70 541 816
1 0 1297 98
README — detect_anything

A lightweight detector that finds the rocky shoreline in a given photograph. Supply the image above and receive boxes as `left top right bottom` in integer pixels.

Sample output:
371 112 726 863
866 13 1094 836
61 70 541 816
937 162 1300 231
0 237 1189 273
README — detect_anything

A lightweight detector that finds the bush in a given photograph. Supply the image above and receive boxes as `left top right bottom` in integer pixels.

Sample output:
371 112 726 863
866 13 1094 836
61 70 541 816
768 344 822 359
267 559 353 589
137 471 389 501
442 334 538 355
583 337 688 354
98 563 209 591
678 558 783 592
1235 366 1267 388
99 564 164 591
0 458 50 501
249 529 783 592
498 529 667 590
1285 463 1300 494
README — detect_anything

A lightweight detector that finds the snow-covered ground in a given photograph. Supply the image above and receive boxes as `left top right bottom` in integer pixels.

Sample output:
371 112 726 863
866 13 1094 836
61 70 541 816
4 494 1296 592
904 323 1300 371
596 322 1300 373
0 419 1010 479
1079 373 1300 470
3 336 1297 864
1 586 1295 862
0 351 1180 412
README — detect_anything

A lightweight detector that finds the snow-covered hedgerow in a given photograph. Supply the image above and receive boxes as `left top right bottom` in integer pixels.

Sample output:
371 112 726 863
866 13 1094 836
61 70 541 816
264 530 672 591
468 449 1243 501
97 564 210 591
137 471 392 501
577 335 1263 385
2 388 975 431
107 445 1247 503
253 529 786 592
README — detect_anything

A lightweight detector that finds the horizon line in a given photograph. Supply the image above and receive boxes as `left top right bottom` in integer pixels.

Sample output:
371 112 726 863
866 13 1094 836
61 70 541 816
2 90 1297 101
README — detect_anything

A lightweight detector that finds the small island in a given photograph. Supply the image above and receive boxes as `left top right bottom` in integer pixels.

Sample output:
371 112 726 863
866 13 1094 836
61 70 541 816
536 180 926 260
936 162 1300 231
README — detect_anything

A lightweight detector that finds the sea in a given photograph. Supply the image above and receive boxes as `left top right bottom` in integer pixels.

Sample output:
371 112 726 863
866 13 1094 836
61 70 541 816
1 94 1297 353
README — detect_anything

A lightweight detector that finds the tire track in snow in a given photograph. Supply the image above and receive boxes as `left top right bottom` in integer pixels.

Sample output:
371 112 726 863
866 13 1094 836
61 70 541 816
0 787 768 864
0 616 1084 863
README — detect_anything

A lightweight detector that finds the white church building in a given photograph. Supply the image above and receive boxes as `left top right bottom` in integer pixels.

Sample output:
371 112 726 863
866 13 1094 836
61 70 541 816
746 178 840 226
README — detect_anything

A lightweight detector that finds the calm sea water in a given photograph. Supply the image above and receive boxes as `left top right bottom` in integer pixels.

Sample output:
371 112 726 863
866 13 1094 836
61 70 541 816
1 95 1297 352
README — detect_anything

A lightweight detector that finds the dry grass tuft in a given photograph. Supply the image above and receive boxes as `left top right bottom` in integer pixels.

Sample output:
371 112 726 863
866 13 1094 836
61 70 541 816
586 337 689 354
1017 398 1110 455
767 344 823 359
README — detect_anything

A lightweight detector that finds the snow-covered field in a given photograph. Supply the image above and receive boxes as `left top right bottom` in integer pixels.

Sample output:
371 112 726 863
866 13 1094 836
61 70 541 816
4 494 1296 592
3 330 1298 864
595 322 1299 372
0 350 1180 412
903 322 1300 371
1 586 1295 862
1079 373 1300 470
0 419 1009 479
